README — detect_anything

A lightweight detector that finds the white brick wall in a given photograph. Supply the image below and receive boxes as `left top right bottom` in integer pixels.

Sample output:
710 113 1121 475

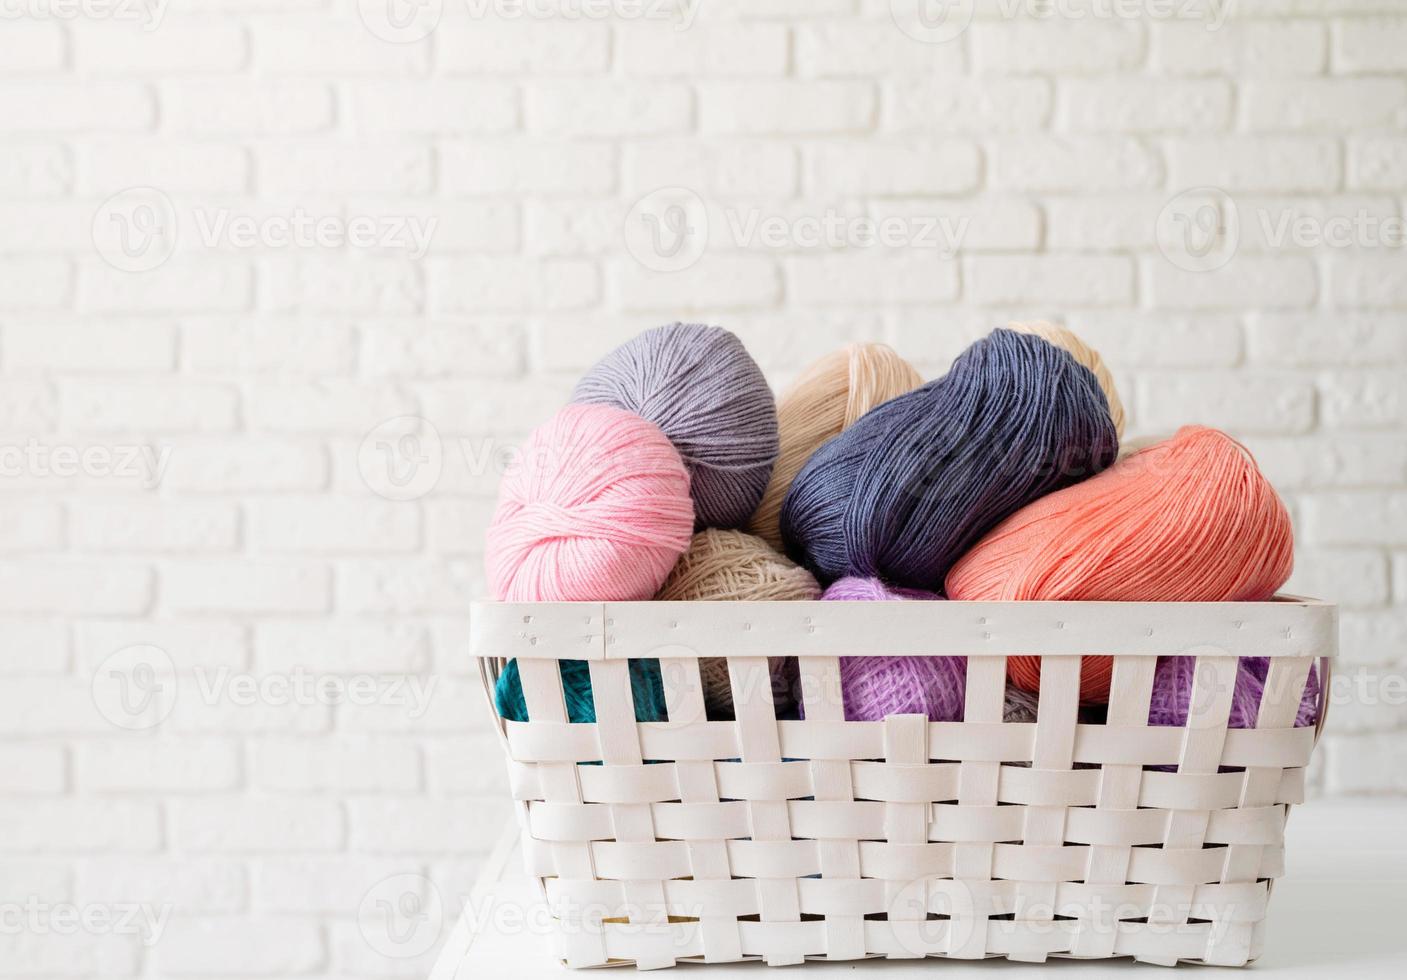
2 2 1405 975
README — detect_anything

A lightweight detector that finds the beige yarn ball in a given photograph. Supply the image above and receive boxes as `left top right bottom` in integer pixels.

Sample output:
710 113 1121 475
748 343 923 550
655 529 821 717
1009 320 1126 439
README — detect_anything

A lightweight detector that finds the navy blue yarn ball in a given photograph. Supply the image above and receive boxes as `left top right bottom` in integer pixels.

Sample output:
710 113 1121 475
495 658 667 723
779 329 1119 589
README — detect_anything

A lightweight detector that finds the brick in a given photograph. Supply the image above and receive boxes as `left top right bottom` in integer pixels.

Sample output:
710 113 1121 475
430 257 598 313
74 737 242 792
1330 254 1407 308
244 381 414 433
1137 371 1316 434
527 80 690 135
77 860 246 914
0 144 72 198
1303 492 1407 546
0 621 68 675
161 81 334 135
0 258 72 310
442 140 616 196
1321 371 1407 429
885 78 1051 132
1059 79 1232 132
1144 256 1318 310
162 561 330 614
796 21 965 77
166 678 332 736
160 440 328 493
0 801 161 852
972 20 1144 74
258 143 432 196
1334 16 1407 72
338 676 482 734
361 321 525 377
261 258 423 315
252 15 427 74
349 199 519 254
338 560 482 614
0 564 151 615
0 500 63 552
990 138 1162 191
0 21 64 72
256 621 430 674
1069 314 1243 368
867 197 1041 252
1286 549 1390 608
3 321 175 372
78 261 254 314
426 734 510 795
0 859 72 901
0 678 117 735
1237 195 1400 252
699 81 875 135
171 799 343 852
1046 196 1164 251
1248 314 1407 367
152 917 323 976
1245 434 1407 490
785 252 956 307
0 380 57 429
967 255 1135 307
620 22 788 75
1151 20 1325 75
184 319 356 374
611 255 780 311
0 743 65 794
73 19 248 73
1324 733 1407 794
78 141 249 194
252 736 421 793
807 140 981 195
1338 608 1407 666
252 857 416 912
349 799 510 853
425 499 497 554
436 20 609 73
0 82 153 133
0 201 101 252
1349 137 1407 191
75 620 248 675
70 501 238 553
351 80 518 134
0 931 139 977
1241 79 1407 131
248 498 420 554
60 381 238 432
625 141 796 197
1166 138 1340 192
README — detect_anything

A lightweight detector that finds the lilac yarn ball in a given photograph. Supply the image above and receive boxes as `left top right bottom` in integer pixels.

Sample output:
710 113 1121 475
819 577 966 722
571 322 778 530
1148 656 1321 729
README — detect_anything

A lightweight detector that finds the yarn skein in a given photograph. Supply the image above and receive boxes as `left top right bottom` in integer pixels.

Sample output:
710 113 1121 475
572 323 779 530
946 425 1294 703
485 403 694 602
819 577 964 722
1010 320 1126 439
781 328 1119 590
655 529 821 718
748 344 923 550
1149 655 1319 729
495 658 666 724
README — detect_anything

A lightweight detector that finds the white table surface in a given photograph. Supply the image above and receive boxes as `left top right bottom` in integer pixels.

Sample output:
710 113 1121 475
433 799 1407 978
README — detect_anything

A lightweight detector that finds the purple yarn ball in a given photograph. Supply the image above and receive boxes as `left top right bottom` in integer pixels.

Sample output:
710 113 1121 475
571 322 778 531
816 577 966 722
1148 656 1321 729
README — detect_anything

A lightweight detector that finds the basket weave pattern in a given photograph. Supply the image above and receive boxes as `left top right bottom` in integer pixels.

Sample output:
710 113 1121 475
473 598 1334 969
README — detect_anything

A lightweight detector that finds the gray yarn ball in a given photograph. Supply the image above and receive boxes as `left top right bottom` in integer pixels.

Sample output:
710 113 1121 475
572 323 779 530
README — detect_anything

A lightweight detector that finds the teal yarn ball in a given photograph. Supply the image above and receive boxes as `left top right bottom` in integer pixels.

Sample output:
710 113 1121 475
495 658 667 723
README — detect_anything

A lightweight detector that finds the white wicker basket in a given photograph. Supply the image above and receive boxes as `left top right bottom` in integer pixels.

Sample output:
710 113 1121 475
473 597 1335 969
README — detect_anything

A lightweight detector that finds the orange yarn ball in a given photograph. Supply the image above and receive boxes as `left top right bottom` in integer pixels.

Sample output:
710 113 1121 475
945 426 1294 703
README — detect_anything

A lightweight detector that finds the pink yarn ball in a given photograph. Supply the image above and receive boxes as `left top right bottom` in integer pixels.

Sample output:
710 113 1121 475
486 403 695 601
820 577 965 722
